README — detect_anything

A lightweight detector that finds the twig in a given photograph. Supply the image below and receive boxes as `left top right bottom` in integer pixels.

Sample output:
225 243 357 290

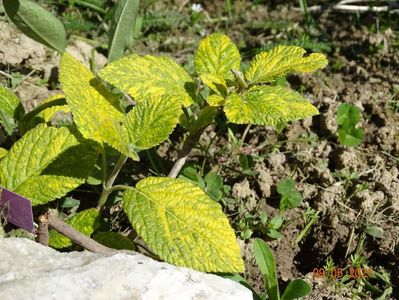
168 126 208 178
37 214 49 246
42 212 114 255
294 0 399 13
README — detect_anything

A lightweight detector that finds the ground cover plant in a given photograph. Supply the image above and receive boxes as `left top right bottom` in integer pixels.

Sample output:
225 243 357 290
1 0 398 299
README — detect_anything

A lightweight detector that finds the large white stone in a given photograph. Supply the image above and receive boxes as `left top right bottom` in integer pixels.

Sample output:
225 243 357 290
0 238 252 300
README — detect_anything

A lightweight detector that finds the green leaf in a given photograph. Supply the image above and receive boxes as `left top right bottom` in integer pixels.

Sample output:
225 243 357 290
245 45 327 84
108 0 140 63
337 103 360 127
0 110 16 136
0 85 24 135
281 279 311 300
123 177 244 272
49 208 100 249
195 106 218 129
59 53 138 159
277 179 296 195
270 216 284 229
253 238 280 300
195 33 241 80
224 86 319 126
266 229 283 240
336 103 364 147
93 231 135 250
204 172 223 201
365 225 384 238
3 0 67 53
281 191 302 209
125 96 181 150
0 85 23 118
0 124 97 205
99 54 194 107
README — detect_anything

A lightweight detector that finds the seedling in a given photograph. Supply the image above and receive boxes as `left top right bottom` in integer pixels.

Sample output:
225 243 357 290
253 238 311 300
277 179 303 211
336 103 364 147
2 0 327 274
295 207 319 244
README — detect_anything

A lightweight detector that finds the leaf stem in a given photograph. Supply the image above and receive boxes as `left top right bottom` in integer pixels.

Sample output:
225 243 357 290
105 154 128 189
98 154 128 208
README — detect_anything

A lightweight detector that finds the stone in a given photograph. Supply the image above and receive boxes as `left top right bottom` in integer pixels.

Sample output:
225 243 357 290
0 238 252 300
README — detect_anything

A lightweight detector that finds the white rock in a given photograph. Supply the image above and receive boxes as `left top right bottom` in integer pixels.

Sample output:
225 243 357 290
0 238 252 300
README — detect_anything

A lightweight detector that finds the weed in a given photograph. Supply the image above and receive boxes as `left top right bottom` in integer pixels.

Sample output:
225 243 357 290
336 103 364 147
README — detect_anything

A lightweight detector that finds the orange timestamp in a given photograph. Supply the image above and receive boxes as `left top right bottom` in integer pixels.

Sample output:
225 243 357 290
313 267 373 279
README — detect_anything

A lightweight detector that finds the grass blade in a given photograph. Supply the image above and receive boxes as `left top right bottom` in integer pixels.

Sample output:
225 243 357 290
108 0 140 63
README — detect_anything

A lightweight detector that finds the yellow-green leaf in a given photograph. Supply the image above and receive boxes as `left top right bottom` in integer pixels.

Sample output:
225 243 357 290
0 85 23 117
199 73 227 95
59 53 138 160
125 96 181 150
60 53 180 158
195 33 240 80
98 54 194 106
224 85 319 126
20 94 69 132
206 94 225 107
0 85 24 135
123 177 244 273
245 45 328 84
37 94 70 122
0 124 97 205
49 208 100 249
0 148 7 160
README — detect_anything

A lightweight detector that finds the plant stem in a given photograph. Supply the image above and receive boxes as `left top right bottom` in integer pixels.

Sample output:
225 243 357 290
239 124 252 149
168 126 208 178
98 154 128 209
41 212 114 254
295 211 319 244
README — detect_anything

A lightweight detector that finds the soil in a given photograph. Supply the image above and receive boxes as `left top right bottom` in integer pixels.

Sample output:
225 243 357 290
1 1 398 299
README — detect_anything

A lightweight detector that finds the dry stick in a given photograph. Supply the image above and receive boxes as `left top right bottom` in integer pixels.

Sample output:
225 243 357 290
168 126 208 178
297 2 397 13
41 213 114 255
37 214 49 246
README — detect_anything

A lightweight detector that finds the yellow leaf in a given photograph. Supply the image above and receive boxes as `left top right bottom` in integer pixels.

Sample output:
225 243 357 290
195 33 240 80
245 45 328 84
98 54 194 107
224 85 319 126
123 177 244 273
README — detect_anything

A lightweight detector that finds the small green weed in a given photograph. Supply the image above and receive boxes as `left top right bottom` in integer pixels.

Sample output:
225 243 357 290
336 103 364 147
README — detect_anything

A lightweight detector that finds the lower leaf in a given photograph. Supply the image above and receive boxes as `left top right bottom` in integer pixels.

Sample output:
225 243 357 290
123 176 244 273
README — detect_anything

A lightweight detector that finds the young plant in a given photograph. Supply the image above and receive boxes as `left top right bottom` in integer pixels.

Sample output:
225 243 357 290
253 238 311 300
336 103 364 147
0 12 327 273
277 179 303 211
